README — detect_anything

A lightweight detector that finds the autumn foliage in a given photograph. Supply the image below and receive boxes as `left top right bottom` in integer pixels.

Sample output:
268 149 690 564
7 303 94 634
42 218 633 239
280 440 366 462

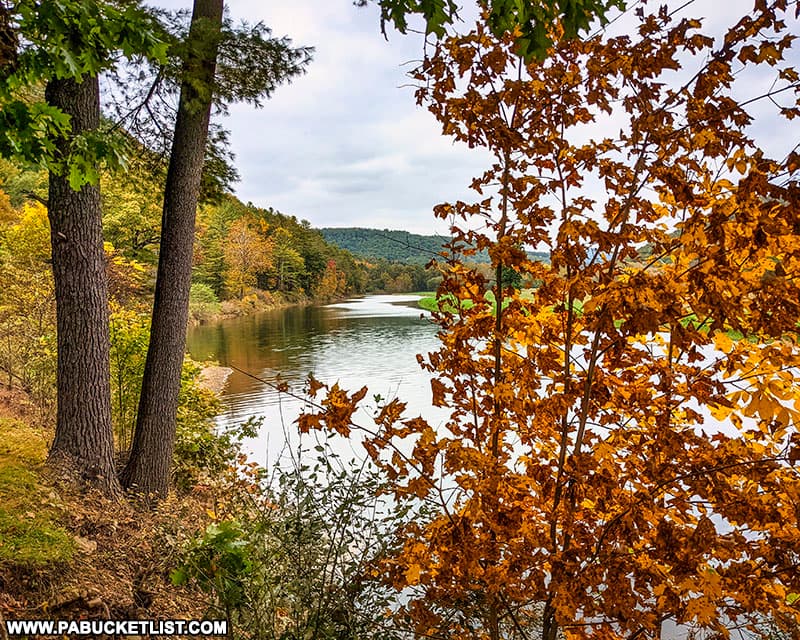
299 1 800 638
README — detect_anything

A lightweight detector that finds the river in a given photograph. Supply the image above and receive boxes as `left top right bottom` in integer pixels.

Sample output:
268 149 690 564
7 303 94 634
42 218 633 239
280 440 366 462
186 294 444 466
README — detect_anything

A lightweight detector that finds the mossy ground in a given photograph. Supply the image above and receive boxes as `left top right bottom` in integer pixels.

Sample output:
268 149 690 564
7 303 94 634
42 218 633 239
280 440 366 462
0 417 74 568
0 388 214 623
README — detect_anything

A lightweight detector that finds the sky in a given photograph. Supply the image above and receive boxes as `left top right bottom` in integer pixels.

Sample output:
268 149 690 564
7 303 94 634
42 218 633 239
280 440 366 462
153 0 491 235
150 0 798 236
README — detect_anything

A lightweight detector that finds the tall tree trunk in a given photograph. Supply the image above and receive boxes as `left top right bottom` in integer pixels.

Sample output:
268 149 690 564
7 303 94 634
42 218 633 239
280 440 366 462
45 75 121 498
121 0 223 497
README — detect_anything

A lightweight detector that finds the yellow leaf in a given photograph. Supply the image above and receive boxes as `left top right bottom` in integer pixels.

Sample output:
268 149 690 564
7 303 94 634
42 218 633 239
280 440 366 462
713 331 733 353
405 563 422 585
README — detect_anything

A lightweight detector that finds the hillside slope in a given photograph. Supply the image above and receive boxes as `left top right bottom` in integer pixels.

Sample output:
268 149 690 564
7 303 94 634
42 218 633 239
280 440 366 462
321 227 550 265
320 228 453 264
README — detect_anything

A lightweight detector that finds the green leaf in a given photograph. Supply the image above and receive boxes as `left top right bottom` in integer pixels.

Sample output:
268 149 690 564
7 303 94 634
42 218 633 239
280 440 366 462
170 567 188 586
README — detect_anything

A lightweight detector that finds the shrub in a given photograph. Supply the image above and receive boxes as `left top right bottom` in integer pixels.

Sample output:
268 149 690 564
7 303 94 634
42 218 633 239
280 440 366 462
109 309 225 490
109 307 150 450
172 450 407 640
189 282 221 323
0 202 56 422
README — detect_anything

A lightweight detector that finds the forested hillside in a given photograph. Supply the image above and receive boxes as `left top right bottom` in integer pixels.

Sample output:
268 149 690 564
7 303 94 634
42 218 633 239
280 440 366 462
321 227 459 263
322 226 550 264
0 157 437 322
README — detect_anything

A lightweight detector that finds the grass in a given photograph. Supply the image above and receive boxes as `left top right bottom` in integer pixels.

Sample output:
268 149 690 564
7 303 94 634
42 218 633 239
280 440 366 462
0 401 221 622
0 417 74 567
417 288 540 314
417 293 458 312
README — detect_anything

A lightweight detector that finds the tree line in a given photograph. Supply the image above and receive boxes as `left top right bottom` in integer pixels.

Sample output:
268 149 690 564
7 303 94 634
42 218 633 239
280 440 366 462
320 227 464 264
0 156 439 305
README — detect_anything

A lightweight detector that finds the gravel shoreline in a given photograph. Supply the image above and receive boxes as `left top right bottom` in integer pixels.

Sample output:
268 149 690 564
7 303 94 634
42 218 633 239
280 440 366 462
197 365 233 394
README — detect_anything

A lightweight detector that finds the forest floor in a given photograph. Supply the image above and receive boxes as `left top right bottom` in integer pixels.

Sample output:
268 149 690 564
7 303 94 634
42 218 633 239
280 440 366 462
0 386 216 633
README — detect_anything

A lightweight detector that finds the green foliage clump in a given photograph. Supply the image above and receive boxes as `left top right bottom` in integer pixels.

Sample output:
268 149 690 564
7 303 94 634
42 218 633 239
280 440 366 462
109 307 150 450
172 358 227 492
171 449 406 640
109 308 225 489
171 519 252 618
416 295 439 312
0 158 48 209
365 0 623 60
0 0 168 181
101 161 164 264
189 282 221 323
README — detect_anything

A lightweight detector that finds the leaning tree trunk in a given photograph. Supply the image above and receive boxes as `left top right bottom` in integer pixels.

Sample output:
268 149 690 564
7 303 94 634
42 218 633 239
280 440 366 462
46 75 121 498
121 0 223 497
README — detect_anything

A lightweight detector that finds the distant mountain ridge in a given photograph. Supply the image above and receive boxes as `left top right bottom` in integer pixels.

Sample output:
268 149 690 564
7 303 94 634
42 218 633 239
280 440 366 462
320 227 550 265
320 227 462 264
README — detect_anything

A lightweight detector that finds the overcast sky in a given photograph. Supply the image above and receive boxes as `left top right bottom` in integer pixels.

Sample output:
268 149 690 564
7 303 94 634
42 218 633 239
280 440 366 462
151 0 797 235
152 0 490 235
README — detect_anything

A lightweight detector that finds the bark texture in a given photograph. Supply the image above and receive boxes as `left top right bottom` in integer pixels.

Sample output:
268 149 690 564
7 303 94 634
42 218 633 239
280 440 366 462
121 0 223 497
45 75 120 497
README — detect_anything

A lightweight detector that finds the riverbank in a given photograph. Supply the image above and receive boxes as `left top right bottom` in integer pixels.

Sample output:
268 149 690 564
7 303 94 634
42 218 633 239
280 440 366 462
192 293 412 397
191 290 433 327
189 289 310 326
185 294 443 465
197 365 233 394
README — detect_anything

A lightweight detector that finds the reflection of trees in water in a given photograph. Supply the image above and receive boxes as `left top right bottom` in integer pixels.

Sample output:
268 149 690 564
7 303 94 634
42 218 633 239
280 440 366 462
188 305 326 394
186 300 437 398
187 297 445 470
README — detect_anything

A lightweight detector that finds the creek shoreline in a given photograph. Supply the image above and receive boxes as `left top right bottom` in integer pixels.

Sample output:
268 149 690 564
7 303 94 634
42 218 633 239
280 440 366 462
191 291 429 327
192 292 428 395
196 365 233 394
189 293 311 327
191 297 307 395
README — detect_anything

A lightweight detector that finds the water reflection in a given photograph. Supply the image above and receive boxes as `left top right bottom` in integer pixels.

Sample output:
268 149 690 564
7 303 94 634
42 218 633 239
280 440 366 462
186 295 443 466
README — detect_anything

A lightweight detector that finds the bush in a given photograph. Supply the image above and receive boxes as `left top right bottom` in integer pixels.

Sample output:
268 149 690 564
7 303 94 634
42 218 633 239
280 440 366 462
171 519 253 622
189 282 221 323
109 307 150 450
109 309 227 490
0 202 57 422
172 359 240 492
171 450 407 640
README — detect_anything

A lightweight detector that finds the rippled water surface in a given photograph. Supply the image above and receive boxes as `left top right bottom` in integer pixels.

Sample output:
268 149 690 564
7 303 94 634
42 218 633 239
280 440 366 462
186 295 443 465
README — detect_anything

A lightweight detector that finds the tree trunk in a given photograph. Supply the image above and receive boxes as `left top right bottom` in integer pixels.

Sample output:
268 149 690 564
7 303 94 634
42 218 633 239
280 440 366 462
121 0 223 497
45 75 121 498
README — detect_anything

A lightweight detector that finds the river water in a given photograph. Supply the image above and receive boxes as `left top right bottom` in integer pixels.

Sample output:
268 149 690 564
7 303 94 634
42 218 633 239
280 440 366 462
186 294 443 466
